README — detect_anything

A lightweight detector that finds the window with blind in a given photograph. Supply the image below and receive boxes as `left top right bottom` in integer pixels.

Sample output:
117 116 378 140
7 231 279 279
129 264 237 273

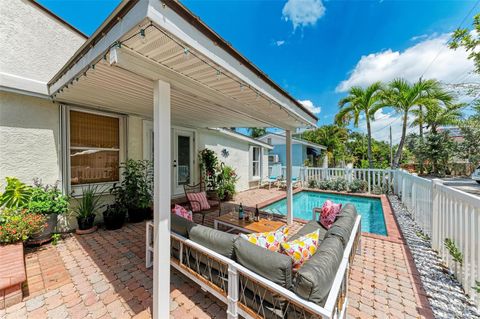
69 110 120 185
251 146 261 178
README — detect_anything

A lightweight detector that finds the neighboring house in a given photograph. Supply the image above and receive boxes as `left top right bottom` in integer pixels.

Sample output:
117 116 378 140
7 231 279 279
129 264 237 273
258 132 326 167
0 0 273 199
437 126 464 143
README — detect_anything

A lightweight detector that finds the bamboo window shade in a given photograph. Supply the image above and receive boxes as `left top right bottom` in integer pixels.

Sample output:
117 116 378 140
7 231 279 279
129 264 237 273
70 111 119 149
69 111 120 185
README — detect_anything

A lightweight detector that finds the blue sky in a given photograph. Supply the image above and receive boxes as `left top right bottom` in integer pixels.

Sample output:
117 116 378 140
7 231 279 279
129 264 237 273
38 0 478 142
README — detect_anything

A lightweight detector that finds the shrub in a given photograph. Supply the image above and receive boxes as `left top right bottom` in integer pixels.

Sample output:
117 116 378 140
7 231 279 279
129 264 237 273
27 179 69 215
330 178 349 192
349 179 368 193
216 164 239 200
316 180 330 190
308 179 317 188
0 208 46 244
116 160 153 209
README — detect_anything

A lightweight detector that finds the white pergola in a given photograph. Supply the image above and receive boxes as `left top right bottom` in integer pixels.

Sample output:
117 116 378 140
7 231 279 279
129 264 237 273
48 1 318 318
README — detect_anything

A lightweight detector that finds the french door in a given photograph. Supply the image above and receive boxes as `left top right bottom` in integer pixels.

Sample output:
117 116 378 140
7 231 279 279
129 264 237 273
143 121 195 196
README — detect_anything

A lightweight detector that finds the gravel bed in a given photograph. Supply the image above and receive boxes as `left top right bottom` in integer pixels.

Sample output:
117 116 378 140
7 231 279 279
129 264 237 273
388 195 480 319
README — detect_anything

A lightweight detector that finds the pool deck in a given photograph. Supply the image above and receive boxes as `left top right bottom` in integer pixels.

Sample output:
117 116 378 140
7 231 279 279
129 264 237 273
1 188 434 319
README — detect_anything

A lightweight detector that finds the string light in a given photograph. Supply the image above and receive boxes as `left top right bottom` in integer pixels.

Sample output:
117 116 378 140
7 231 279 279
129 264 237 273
184 47 190 59
216 69 221 80
140 28 146 44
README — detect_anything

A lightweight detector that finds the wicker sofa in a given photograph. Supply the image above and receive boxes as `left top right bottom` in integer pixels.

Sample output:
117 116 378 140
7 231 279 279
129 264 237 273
146 205 361 319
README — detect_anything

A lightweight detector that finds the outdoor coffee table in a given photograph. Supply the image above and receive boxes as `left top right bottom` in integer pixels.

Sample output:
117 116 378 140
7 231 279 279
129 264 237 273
214 211 285 234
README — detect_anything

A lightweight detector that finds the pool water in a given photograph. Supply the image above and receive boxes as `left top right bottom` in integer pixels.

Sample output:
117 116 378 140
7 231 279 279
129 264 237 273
262 191 387 236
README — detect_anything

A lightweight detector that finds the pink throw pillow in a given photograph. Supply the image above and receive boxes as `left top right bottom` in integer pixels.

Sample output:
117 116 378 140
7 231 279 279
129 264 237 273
319 200 342 229
171 204 193 221
186 191 211 212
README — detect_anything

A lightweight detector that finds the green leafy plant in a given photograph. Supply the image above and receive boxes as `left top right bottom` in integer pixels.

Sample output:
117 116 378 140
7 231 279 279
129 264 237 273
349 179 368 193
473 281 480 294
0 177 32 209
27 179 69 215
416 230 430 241
444 238 463 266
330 178 349 192
308 179 317 188
216 164 239 201
73 185 103 218
199 149 219 190
116 160 153 209
51 233 61 245
0 208 46 244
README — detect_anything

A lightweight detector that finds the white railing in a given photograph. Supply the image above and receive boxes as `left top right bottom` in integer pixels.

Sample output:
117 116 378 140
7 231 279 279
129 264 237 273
431 181 480 307
268 165 479 308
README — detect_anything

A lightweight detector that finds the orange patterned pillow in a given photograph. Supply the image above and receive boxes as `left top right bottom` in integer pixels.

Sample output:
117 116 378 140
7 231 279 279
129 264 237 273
280 230 320 271
240 225 289 252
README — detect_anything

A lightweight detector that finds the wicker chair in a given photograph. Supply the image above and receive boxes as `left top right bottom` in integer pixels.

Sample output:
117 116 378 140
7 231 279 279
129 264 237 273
183 182 221 225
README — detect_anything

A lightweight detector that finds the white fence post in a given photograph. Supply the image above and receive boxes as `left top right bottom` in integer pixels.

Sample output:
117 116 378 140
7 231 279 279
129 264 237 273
227 264 239 319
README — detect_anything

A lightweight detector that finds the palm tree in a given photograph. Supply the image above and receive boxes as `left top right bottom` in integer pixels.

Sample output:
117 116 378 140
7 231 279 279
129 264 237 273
301 125 348 167
381 78 453 168
335 82 384 168
248 127 266 138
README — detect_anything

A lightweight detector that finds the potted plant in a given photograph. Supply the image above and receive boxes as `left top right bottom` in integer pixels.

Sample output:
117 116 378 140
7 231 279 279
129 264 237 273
199 149 219 197
103 184 127 230
0 208 46 244
118 159 153 223
216 164 238 201
73 185 102 234
26 179 69 244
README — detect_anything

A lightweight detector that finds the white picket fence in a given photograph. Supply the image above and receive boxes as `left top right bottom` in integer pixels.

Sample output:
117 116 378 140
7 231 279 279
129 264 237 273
268 165 480 307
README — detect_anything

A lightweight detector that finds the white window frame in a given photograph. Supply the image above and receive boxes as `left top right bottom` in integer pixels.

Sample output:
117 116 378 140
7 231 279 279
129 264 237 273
250 146 262 181
63 105 126 197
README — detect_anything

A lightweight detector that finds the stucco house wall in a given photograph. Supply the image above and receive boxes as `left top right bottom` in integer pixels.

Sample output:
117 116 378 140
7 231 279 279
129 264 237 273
0 0 86 187
196 129 269 192
269 144 306 167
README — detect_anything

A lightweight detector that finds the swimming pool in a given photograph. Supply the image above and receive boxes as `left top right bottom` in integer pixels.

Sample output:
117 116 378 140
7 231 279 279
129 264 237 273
262 191 387 235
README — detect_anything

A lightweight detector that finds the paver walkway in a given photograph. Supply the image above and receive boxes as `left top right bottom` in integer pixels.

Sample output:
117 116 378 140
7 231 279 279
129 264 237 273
1 188 434 319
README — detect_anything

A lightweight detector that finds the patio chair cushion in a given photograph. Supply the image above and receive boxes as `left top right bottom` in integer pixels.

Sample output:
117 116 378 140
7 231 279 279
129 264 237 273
293 235 344 306
172 204 193 221
319 200 342 229
171 213 195 238
239 225 289 252
325 204 358 247
280 230 320 271
188 224 237 258
186 191 210 212
234 238 293 289
289 220 328 242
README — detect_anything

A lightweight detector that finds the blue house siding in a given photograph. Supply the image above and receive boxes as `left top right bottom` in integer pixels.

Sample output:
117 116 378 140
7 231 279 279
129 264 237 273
270 144 305 166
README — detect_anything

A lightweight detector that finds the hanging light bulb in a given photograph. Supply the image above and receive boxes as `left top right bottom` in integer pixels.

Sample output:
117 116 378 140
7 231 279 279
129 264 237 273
102 54 108 65
91 64 96 74
184 47 190 59
216 69 221 80
140 28 146 44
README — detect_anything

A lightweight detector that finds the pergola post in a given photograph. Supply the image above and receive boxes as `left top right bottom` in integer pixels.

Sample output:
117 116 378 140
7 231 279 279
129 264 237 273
286 129 293 225
153 79 171 319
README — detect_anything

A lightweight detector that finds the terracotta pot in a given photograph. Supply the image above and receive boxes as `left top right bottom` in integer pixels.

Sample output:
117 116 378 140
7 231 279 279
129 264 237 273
77 215 95 230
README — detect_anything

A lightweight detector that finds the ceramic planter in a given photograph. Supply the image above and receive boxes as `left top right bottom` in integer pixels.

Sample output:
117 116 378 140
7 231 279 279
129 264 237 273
103 206 127 230
27 213 57 245
76 215 96 233
128 207 148 223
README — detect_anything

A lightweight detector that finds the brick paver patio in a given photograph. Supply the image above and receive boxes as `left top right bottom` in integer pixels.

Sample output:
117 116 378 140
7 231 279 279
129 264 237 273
1 188 434 319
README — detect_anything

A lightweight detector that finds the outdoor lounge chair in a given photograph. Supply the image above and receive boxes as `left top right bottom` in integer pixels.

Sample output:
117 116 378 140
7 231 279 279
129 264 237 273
146 204 361 318
263 164 282 189
279 166 302 188
183 182 221 225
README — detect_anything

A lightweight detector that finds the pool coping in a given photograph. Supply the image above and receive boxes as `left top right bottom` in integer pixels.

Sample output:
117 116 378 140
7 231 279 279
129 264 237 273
257 188 403 243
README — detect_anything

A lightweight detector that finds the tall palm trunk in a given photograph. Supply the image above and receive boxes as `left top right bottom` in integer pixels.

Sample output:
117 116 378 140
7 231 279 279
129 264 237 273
366 116 373 168
393 111 408 168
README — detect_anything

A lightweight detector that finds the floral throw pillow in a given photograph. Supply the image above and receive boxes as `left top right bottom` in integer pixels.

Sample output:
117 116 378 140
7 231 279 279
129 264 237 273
186 192 210 212
319 200 342 229
280 230 320 271
240 225 289 252
171 204 193 221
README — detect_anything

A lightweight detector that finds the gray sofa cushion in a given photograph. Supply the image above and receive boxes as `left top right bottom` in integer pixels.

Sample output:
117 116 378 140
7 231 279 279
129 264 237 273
289 220 328 242
234 238 293 289
188 224 237 258
293 235 344 306
170 214 195 238
325 204 358 247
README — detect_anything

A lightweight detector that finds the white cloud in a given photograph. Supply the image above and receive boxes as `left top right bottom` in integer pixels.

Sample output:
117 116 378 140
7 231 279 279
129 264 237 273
299 99 321 114
336 33 479 92
275 40 286 47
282 0 326 30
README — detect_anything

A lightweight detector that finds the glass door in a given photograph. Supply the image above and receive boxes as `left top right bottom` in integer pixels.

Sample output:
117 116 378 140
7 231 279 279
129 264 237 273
173 130 194 195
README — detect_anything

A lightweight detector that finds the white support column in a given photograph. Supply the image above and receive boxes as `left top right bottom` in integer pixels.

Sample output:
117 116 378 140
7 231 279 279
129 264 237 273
286 130 293 225
153 80 171 319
